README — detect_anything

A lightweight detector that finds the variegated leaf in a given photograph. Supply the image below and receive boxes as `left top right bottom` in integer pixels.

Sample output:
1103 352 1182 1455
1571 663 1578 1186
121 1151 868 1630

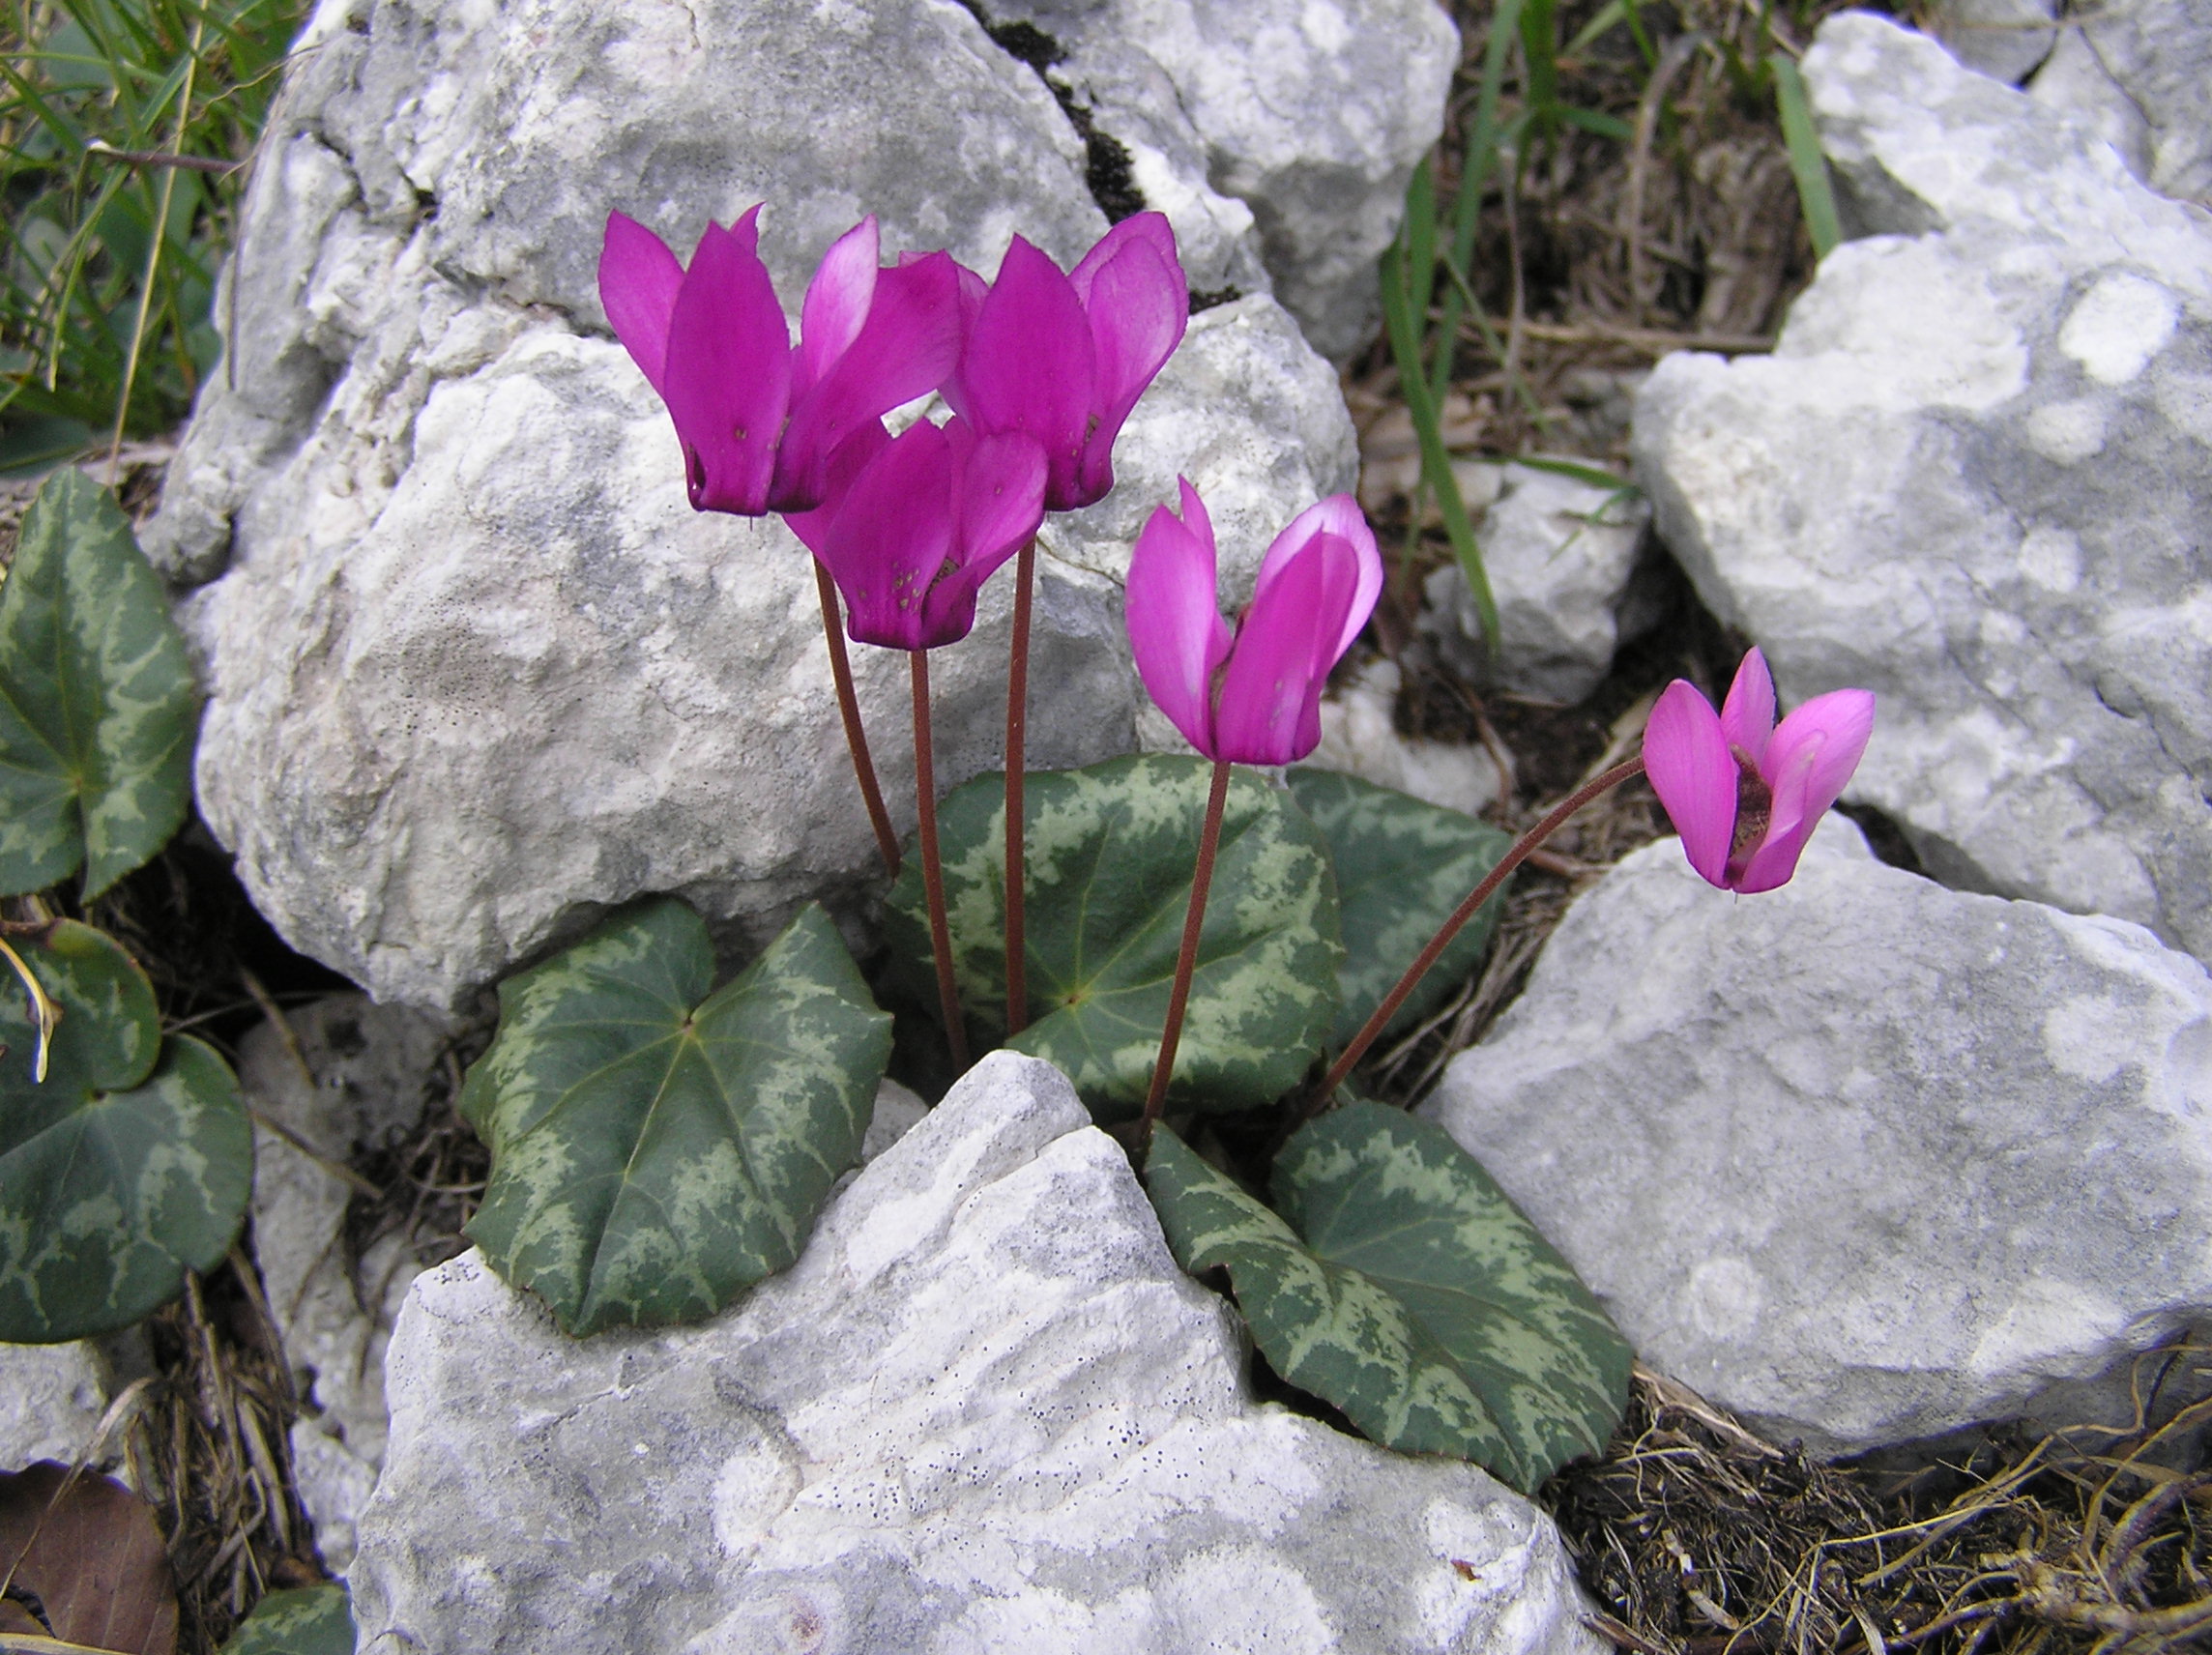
461 899 891 1335
0 921 252 1343
219 1582 354 1655
1146 1104 1630 1490
1286 769 1515 1048
0 470 198 898
886 756 1340 1119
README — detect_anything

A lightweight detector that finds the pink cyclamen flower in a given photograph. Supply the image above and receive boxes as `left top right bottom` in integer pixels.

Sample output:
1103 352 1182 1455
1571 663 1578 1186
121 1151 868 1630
1125 481 1384 766
1643 648 1877 893
946 214 1187 511
598 207 961 515
784 418 1046 652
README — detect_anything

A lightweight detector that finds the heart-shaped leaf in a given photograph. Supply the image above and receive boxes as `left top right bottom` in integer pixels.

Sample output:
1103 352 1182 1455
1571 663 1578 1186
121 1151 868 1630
1145 1102 1630 1491
0 469 199 899
461 899 892 1335
0 921 252 1343
1286 769 1515 1048
218 1583 354 1655
886 756 1340 1120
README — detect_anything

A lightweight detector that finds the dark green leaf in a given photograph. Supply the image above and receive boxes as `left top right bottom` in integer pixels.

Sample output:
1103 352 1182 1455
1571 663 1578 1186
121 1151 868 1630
461 899 892 1335
0 920 252 1343
1287 769 1515 1047
0 468 198 897
1146 1103 1630 1491
886 756 1340 1120
218 1583 354 1655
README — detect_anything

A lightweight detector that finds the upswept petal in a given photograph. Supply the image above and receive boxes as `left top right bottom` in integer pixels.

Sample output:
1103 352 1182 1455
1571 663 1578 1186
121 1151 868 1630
1734 687 1876 892
1253 494 1382 665
1126 483 1231 756
953 425 1047 587
1644 680 1738 888
1213 535 1338 766
816 421 955 651
1068 217 1186 506
659 213 791 514
959 236 1096 508
1719 645 1776 766
937 259 992 423
598 211 684 393
795 216 880 397
781 421 893 559
775 249 963 510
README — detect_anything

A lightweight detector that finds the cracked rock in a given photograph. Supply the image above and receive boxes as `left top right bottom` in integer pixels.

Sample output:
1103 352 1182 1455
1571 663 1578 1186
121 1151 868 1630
350 1053 1601 1654
151 0 1353 1010
2027 0 2212 205
1634 13 2212 966
1425 817 2212 1457
978 0 1460 357
0 1342 112 1473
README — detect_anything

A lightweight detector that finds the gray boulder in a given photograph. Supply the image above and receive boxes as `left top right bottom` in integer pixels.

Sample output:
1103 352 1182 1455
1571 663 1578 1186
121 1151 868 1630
0 1342 112 1472
1422 458 1653 705
2029 0 2212 205
975 0 1460 357
351 1053 1601 1655
152 0 1354 1010
1635 12 2212 965
1930 0 2058 84
1426 818 2212 1457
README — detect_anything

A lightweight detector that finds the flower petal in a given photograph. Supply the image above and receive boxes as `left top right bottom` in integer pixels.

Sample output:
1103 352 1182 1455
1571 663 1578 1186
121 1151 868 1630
937 259 992 423
795 216 880 398
959 236 1096 509
952 424 1047 588
1734 687 1877 892
781 421 893 558
598 211 684 393
776 248 964 511
1253 494 1382 666
659 210 791 514
1067 215 1187 506
1213 535 1337 766
1125 480 1231 757
1719 646 1776 766
1643 680 1737 888
816 421 955 651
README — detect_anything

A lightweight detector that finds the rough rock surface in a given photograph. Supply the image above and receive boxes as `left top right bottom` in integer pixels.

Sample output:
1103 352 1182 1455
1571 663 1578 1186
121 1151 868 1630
1931 0 2057 84
1634 14 2212 964
978 0 1460 356
150 0 1355 1010
351 1053 1600 1654
242 995 449 1574
1310 658 1504 817
1427 818 2212 1457
1423 459 1653 705
0 1342 110 1472
2028 0 2212 205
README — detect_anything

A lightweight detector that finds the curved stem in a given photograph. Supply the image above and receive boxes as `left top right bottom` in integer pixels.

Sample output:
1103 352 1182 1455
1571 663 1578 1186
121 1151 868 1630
1303 755 1646 1119
1140 759 1234 1150
817 561 901 876
912 650 970 1073
1004 538 1035 1034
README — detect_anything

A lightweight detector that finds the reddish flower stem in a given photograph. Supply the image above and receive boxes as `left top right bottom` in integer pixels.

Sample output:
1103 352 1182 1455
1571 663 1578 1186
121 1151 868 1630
816 561 900 877
912 650 971 1073
1004 538 1035 1035
1301 755 1647 1120
1140 758 1234 1150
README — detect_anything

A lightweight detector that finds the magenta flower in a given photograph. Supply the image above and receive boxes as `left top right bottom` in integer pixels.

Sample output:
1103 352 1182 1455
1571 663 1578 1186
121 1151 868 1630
1126 481 1383 766
1644 648 1877 893
784 418 1046 652
946 215 1188 511
597 207 961 515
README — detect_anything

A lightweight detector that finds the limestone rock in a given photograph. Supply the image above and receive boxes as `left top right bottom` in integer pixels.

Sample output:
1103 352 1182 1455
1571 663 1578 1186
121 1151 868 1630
1426 818 2212 1457
152 0 1354 1010
1930 0 2057 84
1423 459 1653 705
2029 0 2212 204
976 0 1461 357
0 1342 110 1472
242 995 449 1573
351 1053 1600 1654
1634 13 2212 964
1310 658 1504 817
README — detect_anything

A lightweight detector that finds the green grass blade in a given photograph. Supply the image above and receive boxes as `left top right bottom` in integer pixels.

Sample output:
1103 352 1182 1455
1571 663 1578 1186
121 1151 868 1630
1770 52 1842 258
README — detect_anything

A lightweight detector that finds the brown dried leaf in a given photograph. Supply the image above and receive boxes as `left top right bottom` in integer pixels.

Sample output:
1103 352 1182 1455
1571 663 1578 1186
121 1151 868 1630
0 1462 176 1655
